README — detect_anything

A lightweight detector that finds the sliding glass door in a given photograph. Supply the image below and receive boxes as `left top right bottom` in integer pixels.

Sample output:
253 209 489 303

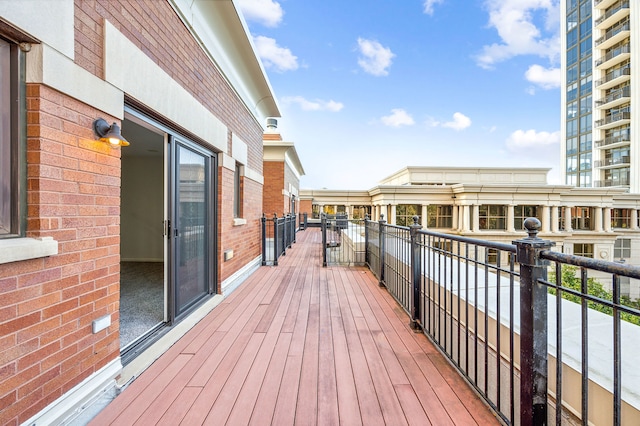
171 138 215 318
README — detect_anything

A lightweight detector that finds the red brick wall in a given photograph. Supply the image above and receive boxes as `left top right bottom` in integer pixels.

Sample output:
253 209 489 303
300 199 313 216
263 161 285 216
0 1 268 423
218 167 262 285
0 85 121 425
74 0 267 287
73 0 264 168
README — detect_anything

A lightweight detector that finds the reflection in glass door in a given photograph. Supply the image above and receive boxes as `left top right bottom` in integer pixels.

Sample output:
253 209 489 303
172 141 211 317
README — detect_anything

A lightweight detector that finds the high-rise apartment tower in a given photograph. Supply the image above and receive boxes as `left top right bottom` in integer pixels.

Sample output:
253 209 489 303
561 0 639 192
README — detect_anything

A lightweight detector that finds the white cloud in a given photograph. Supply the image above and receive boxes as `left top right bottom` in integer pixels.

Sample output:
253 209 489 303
525 64 561 89
476 0 560 69
253 36 298 72
282 96 344 112
423 0 445 15
357 38 395 76
381 109 415 127
236 0 284 27
506 129 560 151
431 112 472 131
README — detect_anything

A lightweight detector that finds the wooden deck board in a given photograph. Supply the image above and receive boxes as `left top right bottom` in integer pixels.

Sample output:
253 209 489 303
90 229 499 426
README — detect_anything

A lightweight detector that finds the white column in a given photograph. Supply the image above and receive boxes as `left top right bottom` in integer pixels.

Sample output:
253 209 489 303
421 204 428 228
564 206 573 232
551 206 559 232
507 204 515 232
632 209 639 230
472 205 480 232
604 207 612 232
541 205 550 233
390 204 397 225
594 207 603 232
382 205 389 222
461 205 470 231
451 204 458 230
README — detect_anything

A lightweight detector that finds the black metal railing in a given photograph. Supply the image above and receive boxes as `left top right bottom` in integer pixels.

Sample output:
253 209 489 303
298 212 308 231
361 215 640 426
320 213 366 267
261 213 296 266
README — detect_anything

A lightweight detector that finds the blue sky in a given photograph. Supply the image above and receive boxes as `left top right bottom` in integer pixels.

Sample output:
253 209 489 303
237 0 563 190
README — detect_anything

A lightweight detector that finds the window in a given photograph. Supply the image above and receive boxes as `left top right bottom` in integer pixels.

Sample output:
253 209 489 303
567 28 578 48
567 46 578 66
486 248 499 265
479 205 506 230
580 95 593 115
579 113 591 132
574 243 593 258
0 37 24 239
571 207 592 230
611 209 631 229
566 119 577 137
396 204 420 227
614 238 631 259
351 205 371 220
579 133 591 152
233 163 243 218
514 205 538 230
427 204 453 228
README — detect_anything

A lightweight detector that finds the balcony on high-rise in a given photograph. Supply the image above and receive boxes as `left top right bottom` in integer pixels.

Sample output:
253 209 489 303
596 43 631 69
595 0 630 29
595 18 630 49
595 111 631 130
596 86 631 109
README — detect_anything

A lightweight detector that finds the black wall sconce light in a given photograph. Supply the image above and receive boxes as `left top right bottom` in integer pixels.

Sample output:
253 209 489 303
93 118 129 146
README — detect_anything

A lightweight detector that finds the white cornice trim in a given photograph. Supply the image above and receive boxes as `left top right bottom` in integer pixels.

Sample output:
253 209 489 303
169 0 280 123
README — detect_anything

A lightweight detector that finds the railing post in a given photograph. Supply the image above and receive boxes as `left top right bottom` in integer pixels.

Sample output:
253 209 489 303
261 214 267 266
292 214 297 244
513 218 555 426
410 216 422 330
273 213 278 266
378 214 386 287
364 214 370 266
322 213 327 267
281 214 287 256
303 212 308 230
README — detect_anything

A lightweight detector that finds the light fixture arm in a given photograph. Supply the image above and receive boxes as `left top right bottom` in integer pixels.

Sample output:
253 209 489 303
92 118 129 146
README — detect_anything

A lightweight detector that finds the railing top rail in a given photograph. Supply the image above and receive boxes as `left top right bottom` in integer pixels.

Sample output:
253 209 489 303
365 218 517 252
541 249 640 279
417 227 517 252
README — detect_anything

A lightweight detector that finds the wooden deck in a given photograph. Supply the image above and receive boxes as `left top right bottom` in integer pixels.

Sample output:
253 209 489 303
91 229 499 425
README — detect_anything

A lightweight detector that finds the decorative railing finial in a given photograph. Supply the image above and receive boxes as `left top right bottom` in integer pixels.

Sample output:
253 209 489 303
523 217 541 239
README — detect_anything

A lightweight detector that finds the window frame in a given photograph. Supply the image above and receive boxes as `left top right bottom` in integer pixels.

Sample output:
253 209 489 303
233 162 243 219
427 204 453 228
514 205 539 231
396 204 420 227
574 243 594 258
0 37 26 239
571 206 592 230
478 204 507 230
611 208 631 229
614 238 631 260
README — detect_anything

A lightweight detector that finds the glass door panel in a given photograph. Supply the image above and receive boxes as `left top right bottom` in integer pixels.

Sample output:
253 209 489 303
174 143 209 316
